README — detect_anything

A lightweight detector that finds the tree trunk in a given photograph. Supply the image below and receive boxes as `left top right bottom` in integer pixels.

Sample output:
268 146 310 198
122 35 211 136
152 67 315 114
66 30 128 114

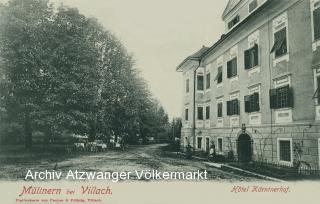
24 114 33 149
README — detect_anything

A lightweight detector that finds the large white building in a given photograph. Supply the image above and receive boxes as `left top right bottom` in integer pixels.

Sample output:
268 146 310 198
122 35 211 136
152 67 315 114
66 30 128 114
177 0 320 168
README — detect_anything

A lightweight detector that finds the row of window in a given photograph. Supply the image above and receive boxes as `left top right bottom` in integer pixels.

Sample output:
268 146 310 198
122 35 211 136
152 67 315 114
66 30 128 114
227 0 259 30
186 4 320 94
185 86 294 121
194 136 292 163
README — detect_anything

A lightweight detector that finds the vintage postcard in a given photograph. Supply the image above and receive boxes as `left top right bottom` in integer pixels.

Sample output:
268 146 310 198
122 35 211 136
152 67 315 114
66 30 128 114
0 0 319 203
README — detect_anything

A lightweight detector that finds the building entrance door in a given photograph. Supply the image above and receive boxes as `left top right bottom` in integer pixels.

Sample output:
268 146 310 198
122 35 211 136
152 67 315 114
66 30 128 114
237 134 253 163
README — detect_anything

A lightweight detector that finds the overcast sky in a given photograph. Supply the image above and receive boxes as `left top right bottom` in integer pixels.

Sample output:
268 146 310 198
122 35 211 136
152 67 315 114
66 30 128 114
4 0 229 118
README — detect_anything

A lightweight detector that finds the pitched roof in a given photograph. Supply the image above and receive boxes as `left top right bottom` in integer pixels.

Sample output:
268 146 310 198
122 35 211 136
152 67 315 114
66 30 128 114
176 46 209 71
222 0 242 19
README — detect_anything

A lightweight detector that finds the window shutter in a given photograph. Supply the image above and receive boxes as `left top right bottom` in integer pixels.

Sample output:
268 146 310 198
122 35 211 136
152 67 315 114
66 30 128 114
227 61 231 78
244 95 251 113
227 101 231 116
317 76 320 103
244 49 250 70
232 58 237 76
253 44 259 67
236 99 240 115
288 87 294 108
269 89 277 109
314 7 320 40
254 92 260 112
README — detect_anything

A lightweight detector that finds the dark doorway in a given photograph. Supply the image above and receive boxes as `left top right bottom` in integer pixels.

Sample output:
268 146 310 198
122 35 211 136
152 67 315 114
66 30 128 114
237 134 252 163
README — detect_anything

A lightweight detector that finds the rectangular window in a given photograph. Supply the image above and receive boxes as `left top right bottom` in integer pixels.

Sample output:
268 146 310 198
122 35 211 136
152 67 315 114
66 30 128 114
269 85 293 109
197 137 202 149
244 44 259 69
197 75 204 91
228 15 240 29
317 76 320 104
185 108 189 121
278 140 291 162
271 27 287 58
217 103 223 117
197 107 204 120
314 7 320 41
227 57 237 78
218 138 223 152
244 93 260 113
227 99 240 116
215 66 223 84
249 0 258 13
206 73 211 89
206 106 210 120
186 79 189 93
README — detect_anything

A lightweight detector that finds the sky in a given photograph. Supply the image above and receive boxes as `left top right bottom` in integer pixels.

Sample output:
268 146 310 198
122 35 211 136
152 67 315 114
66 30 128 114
3 0 229 118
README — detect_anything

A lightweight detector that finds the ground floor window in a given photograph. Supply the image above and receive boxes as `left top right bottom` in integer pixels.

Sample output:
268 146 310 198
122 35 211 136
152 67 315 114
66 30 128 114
217 138 223 153
197 137 202 149
205 138 210 152
278 138 292 163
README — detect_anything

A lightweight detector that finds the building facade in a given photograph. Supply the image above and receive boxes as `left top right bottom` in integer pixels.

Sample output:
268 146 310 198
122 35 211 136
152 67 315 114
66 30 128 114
177 0 320 168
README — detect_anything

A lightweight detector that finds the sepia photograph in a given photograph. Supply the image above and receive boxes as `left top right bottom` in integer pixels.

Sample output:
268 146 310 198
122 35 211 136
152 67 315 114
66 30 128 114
0 0 320 203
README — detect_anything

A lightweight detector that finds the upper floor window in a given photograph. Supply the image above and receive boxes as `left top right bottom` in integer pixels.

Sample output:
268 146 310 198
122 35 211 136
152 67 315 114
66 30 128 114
215 66 223 84
217 102 223 118
186 78 189 93
185 108 189 121
313 1 320 41
197 75 204 91
272 28 287 58
316 75 320 104
244 44 259 69
249 0 258 13
228 15 240 30
227 57 237 78
227 99 240 116
206 72 211 89
244 92 260 113
270 85 293 109
271 13 288 59
205 105 210 120
197 106 204 120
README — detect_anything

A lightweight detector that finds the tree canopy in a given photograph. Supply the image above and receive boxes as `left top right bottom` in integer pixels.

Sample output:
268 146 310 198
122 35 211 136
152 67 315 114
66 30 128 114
0 0 170 147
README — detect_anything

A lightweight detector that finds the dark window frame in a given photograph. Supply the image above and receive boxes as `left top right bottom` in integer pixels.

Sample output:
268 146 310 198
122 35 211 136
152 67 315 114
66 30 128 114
197 106 204 120
197 137 202 149
244 44 259 70
313 6 320 41
227 99 240 116
227 57 238 78
272 27 288 58
279 140 292 162
269 85 294 109
217 66 223 84
185 108 189 121
249 0 258 13
228 15 240 29
197 75 204 91
205 106 210 120
186 78 189 93
244 92 260 113
217 102 223 118
218 138 223 152
206 72 211 89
